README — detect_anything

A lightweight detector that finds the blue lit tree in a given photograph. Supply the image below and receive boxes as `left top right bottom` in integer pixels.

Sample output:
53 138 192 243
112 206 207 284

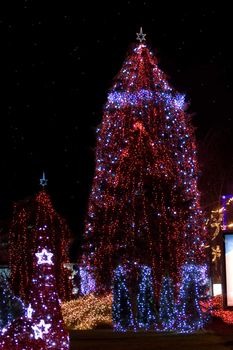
112 266 134 331
137 265 156 329
159 275 176 331
177 264 207 333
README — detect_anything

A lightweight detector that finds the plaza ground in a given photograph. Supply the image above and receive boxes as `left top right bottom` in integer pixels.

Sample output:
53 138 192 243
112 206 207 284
69 319 233 350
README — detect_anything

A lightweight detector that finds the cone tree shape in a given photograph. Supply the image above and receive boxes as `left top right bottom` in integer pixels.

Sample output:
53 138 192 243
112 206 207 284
9 190 72 302
112 265 134 331
0 250 69 349
159 276 176 330
83 36 206 294
28 248 70 349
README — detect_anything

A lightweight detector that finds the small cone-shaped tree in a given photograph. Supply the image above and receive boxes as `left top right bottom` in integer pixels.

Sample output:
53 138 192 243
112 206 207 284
159 276 176 330
137 265 156 329
112 265 134 331
0 245 69 349
177 264 206 332
9 181 72 302
28 247 70 348
83 29 206 299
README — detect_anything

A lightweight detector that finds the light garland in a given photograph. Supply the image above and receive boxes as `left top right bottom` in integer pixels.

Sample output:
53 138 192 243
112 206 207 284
61 293 112 330
200 295 233 324
107 90 185 111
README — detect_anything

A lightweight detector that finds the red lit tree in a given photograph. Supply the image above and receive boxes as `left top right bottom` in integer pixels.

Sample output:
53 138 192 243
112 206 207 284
9 179 72 302
0 238 69 349
83 30 206 295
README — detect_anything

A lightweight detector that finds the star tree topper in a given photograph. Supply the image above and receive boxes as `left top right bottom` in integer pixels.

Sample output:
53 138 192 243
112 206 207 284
40 171 48 188
35 248 54 265
136 27 146 43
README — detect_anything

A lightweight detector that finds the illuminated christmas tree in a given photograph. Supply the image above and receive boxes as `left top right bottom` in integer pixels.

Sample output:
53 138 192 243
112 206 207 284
0 247 69 349
112 265 134 331
137 265 156 330
177 264 207 332
9 174 72 302
159 276 176 330
28 247 70 348
83 28 206 302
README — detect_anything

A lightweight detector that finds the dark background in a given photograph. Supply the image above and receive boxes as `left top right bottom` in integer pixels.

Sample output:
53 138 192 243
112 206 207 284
2 4 233 259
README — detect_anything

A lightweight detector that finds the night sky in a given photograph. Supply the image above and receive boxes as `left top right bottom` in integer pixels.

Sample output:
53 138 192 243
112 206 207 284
2 6 233 257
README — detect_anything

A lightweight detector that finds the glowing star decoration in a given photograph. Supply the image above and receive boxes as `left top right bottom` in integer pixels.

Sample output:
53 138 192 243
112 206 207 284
210 209 224 239
32 324 43 340
212 245 221 262
40 171 48 187
32 319 51 339
136 27 146 43
35 249 54 265
26 303 34 319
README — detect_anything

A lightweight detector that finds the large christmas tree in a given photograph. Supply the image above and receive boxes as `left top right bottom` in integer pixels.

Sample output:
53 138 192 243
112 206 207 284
83 29 206 296
9 175 72 302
